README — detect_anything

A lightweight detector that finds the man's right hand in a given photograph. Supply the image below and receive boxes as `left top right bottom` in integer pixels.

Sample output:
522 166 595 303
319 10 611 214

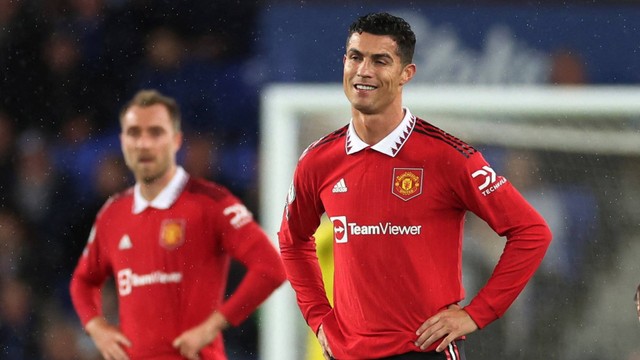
317 324 335 360
85 317 132 360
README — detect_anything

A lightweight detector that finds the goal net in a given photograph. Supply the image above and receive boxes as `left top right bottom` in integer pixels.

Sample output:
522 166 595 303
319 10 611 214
257 84 640 360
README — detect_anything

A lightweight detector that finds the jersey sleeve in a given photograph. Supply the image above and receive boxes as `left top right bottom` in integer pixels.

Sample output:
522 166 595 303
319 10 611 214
69 217 112 327
213 192 286 326
454 152 552 329
277 159 332 334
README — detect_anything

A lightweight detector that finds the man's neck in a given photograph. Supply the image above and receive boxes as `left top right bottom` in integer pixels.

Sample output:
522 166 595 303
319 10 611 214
351 107 405 145
138 166 177 201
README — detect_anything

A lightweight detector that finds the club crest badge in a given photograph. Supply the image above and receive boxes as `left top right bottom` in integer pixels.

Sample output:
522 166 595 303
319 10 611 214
159 219 186 250
392 168 423 201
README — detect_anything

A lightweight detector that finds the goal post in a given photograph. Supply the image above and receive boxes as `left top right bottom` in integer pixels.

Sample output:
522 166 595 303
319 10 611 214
257 84 640 360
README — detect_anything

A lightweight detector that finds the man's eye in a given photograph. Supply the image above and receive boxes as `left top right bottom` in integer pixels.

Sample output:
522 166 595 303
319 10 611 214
149 129 164 137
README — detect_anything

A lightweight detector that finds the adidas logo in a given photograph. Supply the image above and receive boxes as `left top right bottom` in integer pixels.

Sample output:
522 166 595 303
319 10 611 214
332 178 348 193
119 235 133 250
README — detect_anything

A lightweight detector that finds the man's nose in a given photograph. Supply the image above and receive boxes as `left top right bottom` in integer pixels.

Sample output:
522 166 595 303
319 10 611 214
356 59 374 77
135 133 152 149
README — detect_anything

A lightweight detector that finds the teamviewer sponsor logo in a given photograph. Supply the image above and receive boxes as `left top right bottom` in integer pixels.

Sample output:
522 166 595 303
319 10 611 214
330 216 348 243
330 216 422 244
117 268 183 296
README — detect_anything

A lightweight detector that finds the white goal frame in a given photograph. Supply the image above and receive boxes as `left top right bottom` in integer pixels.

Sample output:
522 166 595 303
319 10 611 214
257 84 640 360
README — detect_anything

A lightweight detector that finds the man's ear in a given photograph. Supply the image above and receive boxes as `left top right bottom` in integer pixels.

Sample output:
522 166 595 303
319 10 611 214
400 63 416 86
174 131 184 152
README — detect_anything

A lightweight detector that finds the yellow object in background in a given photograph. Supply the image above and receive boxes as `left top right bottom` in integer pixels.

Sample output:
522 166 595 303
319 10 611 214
306 216 334 360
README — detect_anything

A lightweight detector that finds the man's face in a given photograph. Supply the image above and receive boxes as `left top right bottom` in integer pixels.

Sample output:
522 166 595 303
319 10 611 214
343 32 414 115
120 104 182 185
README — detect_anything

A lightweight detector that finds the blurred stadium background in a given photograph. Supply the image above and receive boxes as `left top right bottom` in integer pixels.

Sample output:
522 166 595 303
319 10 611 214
1 1 640 359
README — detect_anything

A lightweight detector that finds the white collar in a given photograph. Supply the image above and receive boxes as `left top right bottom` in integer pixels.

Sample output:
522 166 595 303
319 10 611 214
132 166 189 214
345 107 416 157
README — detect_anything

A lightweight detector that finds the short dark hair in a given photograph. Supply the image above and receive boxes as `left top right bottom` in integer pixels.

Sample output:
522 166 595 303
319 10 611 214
119 89 181 132
347 12 416 66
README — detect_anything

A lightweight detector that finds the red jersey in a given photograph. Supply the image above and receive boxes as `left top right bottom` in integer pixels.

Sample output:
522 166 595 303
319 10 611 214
278 109 551 359
70 168 286 359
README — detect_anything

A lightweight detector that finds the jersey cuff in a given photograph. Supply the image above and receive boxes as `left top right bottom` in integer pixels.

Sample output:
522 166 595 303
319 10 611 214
463 296 499 329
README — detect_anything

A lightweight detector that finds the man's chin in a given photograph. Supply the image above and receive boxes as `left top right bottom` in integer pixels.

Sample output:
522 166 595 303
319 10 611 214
352 104 377 115
141 175 161 185
136 170 161 185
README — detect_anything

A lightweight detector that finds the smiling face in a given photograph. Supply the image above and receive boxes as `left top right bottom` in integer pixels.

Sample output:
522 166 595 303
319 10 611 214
120 104 182 186
343 32 415 117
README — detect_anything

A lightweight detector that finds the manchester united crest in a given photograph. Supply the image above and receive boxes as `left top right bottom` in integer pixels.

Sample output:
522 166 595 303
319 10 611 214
392 168 423 201
159 219 186 250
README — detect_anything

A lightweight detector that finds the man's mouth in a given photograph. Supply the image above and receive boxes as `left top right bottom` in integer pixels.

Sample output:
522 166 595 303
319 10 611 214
355 84 376 90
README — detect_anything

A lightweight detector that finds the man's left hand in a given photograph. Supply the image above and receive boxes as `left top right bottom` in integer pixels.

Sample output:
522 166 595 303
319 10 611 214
172 312 228 360
414 304 478 352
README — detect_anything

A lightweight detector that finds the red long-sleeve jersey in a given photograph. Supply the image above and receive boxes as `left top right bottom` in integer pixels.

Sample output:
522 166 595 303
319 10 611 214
278 109 551 359
70 168 285 359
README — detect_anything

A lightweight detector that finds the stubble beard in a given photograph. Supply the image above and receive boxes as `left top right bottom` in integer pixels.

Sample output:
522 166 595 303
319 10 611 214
349 91 376 115
140 172 163 185
131 161 166 186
